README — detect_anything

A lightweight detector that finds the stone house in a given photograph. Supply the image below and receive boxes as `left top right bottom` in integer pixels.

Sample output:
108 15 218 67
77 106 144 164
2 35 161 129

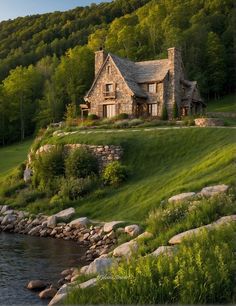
82 47 205 119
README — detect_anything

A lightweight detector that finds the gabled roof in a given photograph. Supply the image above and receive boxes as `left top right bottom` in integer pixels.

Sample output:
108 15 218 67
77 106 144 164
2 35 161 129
134 59 169 83
85 53 169 100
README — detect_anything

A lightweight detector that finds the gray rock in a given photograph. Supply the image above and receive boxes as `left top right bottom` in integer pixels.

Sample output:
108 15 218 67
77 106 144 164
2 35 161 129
1 205 9 214
39 288 57 299
69 217 89 228
28 225 42 236
135 231 153 240
200 184 229 197
1 214 16 225
54 208 75 222
168 192 196 203
3 209 14 215
27 280 47 290
47 216 57 228
48 292 67 306
169 215 236 244
113 240 139 258
151 246 175 257
24 168 32 182
85 258 115 275
103 221 125 233
124 224 141 237
79 278 97 289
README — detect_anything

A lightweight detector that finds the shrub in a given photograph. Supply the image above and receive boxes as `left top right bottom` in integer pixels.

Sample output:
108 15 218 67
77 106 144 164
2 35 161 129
57 176 95 200
31 145 65 190
173 101 179 118
65 147 99 179
113 120 129 129
183 116 195 126
102 161 128 186
128 118 144 127
161 105 168 120
87 114 99 120
14 189 45 207
115 113 129 120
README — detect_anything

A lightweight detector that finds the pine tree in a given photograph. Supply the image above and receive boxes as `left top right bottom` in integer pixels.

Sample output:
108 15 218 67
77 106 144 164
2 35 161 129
161 104 168 121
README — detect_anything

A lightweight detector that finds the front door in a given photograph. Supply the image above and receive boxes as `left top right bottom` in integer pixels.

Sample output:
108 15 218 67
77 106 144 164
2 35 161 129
103 104 116 118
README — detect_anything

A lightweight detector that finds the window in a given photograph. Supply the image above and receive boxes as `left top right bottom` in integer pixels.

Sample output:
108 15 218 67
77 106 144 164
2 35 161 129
107 65 111 74
148 103 158 116
103 105 116 118
106 83 113 92
148 83 156 93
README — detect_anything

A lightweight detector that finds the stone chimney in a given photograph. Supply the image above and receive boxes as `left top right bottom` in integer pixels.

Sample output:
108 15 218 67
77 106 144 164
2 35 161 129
95 48 107 76
167 47 183 118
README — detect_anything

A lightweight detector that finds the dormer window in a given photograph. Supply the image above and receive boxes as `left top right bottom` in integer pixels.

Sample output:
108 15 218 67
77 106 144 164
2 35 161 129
106 83 113 92
148 83 156 93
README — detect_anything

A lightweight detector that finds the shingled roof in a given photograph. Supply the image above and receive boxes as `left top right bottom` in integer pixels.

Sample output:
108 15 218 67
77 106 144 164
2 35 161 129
85 53 170 99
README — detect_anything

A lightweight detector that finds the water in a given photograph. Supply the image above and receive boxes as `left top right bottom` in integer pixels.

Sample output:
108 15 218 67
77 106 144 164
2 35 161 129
0 232 87 305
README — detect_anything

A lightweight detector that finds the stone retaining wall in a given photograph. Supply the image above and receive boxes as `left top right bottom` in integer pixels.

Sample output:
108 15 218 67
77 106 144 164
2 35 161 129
194 118 224 127
29 144 123 171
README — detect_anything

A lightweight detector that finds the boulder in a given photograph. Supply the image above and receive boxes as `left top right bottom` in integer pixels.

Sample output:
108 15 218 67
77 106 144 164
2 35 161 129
54 208 75 222
23 168 32 182
168 192 196 203
113 240 138 258
48 292 67 306
135 231 153 240
200 184 229 197
47 216 57 228
124 225 141 237
80 265 89 274
3 209 14 215
1 214 16 225
69 217 89 229
85 257 115 275
79 278 97 289
0 205 9 214
169 215 236 244
39 287 57 299
27 280 47 290
103 221 125 233
151 246 175 257
28 225 42 236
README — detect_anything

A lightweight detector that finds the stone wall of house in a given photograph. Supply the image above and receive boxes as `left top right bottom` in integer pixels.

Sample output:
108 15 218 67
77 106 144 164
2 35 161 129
87 56 134 118
31 144 123 170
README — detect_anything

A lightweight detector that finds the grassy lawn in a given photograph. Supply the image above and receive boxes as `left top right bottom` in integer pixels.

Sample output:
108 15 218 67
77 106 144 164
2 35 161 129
0 139 32 180
40 127 236 222
207 94 236 113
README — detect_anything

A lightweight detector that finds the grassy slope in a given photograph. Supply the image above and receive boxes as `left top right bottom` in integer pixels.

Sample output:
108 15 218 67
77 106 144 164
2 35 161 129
42 127 236 223
0 139 32 180
207 94 236 113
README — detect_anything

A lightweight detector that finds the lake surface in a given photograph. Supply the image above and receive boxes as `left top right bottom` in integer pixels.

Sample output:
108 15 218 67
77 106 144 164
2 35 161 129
0 232 87 305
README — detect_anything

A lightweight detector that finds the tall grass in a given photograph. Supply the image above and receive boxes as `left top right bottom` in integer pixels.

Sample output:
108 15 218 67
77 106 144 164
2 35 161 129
67 224 236 304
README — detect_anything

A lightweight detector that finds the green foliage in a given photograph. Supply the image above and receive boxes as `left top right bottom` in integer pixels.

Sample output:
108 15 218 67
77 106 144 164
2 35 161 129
173 101 179 119
161 105 168 120
64 103 77 126
87 114 99 120
65 147 99 179
31 146 65 191
128 118 144 127
0 180 26 197
115 113 129 120
13 189 45 208
102 161 128 186
183 116 195 126
113 120 129 129
57 176 95 201
67 225 236 304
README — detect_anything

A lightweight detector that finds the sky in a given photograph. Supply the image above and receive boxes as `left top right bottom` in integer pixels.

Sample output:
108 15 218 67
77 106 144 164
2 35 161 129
0 0 110 21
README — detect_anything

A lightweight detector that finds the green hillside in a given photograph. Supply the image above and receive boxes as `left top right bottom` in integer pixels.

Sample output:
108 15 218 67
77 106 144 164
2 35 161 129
207 94 236 113
33 127 236 222
0 139 32 180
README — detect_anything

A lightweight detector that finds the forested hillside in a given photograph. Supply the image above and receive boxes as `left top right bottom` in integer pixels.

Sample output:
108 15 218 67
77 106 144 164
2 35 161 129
0 0 235 145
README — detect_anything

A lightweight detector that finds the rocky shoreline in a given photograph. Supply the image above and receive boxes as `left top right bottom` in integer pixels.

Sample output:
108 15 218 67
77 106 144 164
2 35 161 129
0 183 233 305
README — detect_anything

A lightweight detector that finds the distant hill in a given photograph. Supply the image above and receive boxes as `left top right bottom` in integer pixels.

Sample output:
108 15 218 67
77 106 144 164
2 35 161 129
0 0 149 81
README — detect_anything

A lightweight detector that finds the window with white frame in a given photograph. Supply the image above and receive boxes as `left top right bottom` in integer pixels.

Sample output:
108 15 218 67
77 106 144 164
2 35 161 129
148 83 156 93
148 103 158 116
